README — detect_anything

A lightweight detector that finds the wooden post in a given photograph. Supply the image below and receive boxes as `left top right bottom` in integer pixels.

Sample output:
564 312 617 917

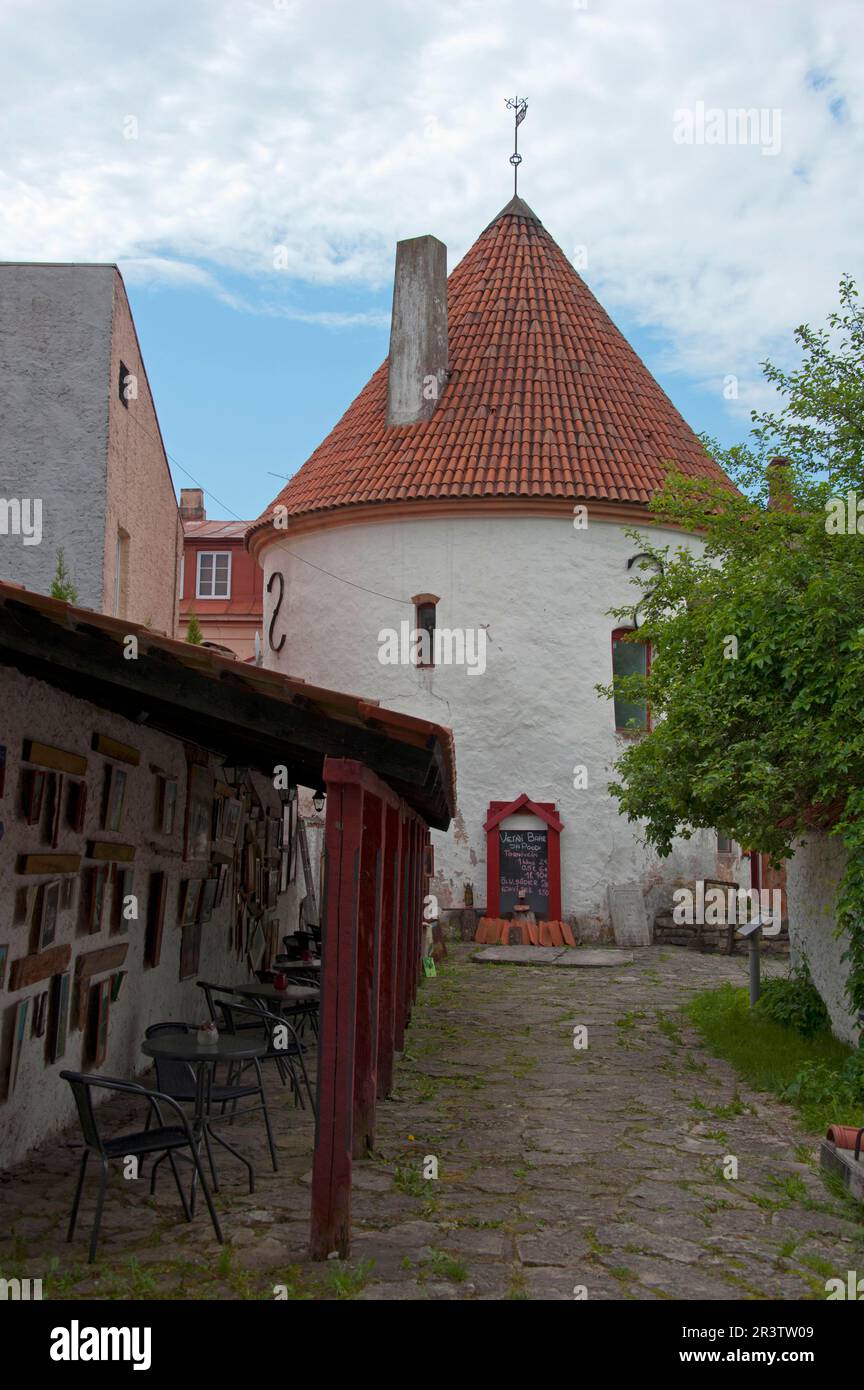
376 803 401 1098
352 790 383 1156
310 758 412 1260
394 811 412 1051
309 765 360 1260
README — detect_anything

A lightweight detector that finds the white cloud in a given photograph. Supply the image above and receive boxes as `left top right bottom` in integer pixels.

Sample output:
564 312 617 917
0 0 861 399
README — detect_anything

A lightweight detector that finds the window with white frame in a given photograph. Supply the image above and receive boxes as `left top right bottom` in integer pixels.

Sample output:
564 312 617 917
196 551 231 599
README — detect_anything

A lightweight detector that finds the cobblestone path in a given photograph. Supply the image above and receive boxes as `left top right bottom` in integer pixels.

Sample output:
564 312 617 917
1 944 861 1300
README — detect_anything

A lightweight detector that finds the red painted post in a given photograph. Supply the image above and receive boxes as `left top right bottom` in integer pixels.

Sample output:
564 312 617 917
353 789 383 1156
394 811 411 1051
309 766 361 1260
376 803 401 1098
413 822 425 996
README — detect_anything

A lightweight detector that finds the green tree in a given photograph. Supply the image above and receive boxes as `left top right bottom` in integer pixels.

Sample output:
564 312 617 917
601 277 864 1009
50 548 78 603
185 614 204 645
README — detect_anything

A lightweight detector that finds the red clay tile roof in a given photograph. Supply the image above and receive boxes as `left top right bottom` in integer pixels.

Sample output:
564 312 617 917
256 196 729 528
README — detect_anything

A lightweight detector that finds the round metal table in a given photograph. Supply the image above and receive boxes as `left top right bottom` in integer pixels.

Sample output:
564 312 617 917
234 982 319 1004
143 1032 268 1201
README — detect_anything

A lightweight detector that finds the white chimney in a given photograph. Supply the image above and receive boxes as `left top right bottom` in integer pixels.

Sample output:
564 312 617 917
386 234 448 428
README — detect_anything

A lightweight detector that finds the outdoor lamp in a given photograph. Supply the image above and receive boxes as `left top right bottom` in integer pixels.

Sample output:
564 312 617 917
312 789 326 814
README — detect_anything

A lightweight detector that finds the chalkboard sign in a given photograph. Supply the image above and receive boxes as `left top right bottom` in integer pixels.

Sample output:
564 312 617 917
499 829 549 917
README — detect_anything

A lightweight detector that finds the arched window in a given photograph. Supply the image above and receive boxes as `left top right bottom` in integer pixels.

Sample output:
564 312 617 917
611 628 650 732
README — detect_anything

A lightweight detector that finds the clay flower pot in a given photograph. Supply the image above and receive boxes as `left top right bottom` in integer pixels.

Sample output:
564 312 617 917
826 1124 864 1152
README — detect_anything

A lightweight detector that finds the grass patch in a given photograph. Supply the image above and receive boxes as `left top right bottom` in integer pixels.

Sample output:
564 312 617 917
686 983 857 1134
419 1249 468 1284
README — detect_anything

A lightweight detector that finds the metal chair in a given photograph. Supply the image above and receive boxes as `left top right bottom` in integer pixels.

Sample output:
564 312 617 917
144 1021 275 1188
218 999 316 1113
60 1070 222 1263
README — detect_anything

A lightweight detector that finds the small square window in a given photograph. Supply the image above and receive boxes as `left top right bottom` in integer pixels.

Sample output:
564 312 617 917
118 361 130 408
197 551 231 599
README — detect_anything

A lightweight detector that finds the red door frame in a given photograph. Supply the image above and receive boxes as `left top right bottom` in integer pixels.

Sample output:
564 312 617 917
484 793 564 920
310 757 430 1260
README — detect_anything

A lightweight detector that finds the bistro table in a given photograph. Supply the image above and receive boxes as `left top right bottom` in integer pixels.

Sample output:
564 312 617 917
142 1032 267 1205
276 958 322 975
234 982 319 1005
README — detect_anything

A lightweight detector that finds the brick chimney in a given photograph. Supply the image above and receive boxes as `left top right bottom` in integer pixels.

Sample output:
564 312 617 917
179 488 206 522
386 235 448 427
767 456 793 512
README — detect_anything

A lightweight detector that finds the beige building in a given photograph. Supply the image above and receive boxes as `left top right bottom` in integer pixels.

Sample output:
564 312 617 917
0 263 182 635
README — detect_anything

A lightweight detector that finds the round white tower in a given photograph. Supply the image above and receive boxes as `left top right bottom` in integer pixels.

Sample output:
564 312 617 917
250 197 735 937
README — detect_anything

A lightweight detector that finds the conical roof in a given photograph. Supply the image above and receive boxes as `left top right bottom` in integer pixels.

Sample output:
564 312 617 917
254 197 729 534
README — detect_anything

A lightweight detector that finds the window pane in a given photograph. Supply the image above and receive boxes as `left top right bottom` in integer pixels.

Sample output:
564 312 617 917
213 554 230 596
612 632 648 730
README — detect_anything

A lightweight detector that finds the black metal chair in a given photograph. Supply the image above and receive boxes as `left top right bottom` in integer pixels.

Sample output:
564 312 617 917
144 1020 278 1189
144 1021 274 1185
218 999 316 1114
60 1070 222 1263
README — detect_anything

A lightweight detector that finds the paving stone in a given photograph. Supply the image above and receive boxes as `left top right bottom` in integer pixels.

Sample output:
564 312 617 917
0 942 856 1303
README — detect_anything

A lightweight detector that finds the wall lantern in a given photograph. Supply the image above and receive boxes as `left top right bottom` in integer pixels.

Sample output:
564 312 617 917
312 790 326 815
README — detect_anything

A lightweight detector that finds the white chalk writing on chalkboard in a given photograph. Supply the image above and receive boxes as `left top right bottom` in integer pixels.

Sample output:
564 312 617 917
499 829 549 913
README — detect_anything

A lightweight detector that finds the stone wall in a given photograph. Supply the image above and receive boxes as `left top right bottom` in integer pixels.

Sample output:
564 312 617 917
786 832 858 1045
0 264 113 609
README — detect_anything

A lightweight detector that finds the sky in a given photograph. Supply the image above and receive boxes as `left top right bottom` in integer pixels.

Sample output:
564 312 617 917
1 0 861 520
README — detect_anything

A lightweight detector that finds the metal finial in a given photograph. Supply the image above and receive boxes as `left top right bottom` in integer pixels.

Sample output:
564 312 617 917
505 97 528 196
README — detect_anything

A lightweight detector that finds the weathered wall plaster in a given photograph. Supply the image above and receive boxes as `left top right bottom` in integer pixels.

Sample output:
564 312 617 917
260 512 725 928
786 833 858 1045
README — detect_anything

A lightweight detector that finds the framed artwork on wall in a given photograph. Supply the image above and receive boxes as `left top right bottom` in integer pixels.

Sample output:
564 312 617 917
156 776 178 835
48 773 64 848
145 871 167 968
179 878 202 927
46 970 71 1064
103 765 128 833
67 780 87 833
179 920 201 980
113 866 135 934
21 768 47 826
0 744 6 798
0 943 8 990
222 797 242 844
82 866 109 934
31 991 48 1038
199 876 218 924
8 998 30 1096
184 764 212 861
36 879 60 951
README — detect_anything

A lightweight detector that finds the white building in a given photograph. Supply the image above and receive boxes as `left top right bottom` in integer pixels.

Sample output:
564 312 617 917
249 196 736 937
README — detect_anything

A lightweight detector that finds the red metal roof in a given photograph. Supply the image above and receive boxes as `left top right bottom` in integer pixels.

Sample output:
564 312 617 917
254 196 730 531
183 520 250 539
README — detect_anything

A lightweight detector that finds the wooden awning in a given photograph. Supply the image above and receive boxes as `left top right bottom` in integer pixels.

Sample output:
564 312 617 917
0 581 456 829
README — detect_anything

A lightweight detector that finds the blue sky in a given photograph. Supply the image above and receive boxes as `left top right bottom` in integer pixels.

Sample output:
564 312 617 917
127 248 747 523
2 0 861 521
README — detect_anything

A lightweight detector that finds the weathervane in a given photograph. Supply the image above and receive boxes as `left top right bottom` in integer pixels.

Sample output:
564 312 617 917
505 96 528 196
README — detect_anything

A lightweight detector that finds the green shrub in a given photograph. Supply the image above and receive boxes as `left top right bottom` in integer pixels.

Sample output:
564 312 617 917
781 1050 864 1124
756 963 830 1037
